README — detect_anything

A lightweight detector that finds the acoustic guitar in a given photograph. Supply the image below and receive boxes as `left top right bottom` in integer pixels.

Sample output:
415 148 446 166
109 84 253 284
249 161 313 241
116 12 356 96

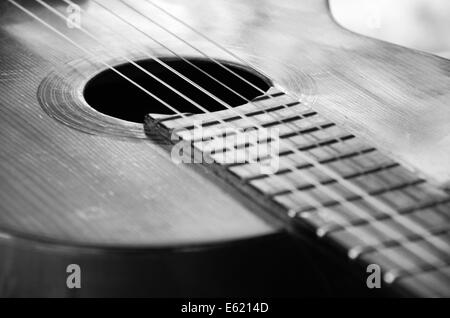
0 0 449 297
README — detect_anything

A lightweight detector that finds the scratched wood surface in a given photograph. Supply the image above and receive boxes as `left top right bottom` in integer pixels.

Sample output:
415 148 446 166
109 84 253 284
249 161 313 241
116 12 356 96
0 0 449 250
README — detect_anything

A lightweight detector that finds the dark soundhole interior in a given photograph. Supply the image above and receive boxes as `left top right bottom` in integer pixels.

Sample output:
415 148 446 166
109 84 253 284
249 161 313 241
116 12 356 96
84 58 271 123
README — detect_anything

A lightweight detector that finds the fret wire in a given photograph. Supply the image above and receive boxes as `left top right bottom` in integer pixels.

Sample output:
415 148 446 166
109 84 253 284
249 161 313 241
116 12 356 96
311 140 375 165
13 0 449 284
325 196 449 230
240 147 377 182
301 192 450 231
392 266 450 296
333 211 450 250
302 198 449 235
305 137 396 183
361 234 450 279
349 220 448 259
348 229 450 257
386 262 449 283
306 145 398 205
320 138 398 180
265 164 401 197
325 145 421 204
287 139 374 172
242 128 404 201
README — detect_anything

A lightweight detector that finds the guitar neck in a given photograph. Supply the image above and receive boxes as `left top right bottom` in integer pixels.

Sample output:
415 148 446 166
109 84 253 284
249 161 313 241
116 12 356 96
146 88 450 297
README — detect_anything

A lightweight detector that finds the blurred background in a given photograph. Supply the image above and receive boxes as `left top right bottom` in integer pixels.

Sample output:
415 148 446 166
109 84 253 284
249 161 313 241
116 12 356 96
330 0 450 59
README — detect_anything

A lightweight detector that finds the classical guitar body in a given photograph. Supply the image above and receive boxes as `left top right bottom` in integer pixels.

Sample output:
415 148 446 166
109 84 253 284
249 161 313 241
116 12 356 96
0 0 449 297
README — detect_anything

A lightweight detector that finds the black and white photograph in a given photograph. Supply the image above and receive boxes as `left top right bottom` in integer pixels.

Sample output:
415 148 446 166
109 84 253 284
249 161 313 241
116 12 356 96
0 0 449 302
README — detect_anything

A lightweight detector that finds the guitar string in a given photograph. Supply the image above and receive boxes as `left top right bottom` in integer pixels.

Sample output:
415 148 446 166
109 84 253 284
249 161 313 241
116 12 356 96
141 0 450 232
114 0 450 263
71 0 450 260
120 1 292 102
15 0 448 276
121 0 450 236
75 0 450 274
34 0 387 245
85 0 449 253
59 0 450 280
98 0 402 204
144 0 297 92
11 0 449 280
38 0 339 215
81 0 423 221
108 0 450 255
87 0 289 117
24 0 367 235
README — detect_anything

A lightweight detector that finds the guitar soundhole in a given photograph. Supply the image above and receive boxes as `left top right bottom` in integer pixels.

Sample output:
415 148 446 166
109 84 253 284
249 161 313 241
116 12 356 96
83 58 271 123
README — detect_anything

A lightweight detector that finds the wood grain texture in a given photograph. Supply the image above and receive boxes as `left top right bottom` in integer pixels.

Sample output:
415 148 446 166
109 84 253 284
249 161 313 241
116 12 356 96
0 2 281 247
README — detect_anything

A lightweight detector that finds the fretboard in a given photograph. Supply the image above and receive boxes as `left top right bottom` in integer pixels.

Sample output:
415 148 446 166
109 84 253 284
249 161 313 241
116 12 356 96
145 88 450 297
